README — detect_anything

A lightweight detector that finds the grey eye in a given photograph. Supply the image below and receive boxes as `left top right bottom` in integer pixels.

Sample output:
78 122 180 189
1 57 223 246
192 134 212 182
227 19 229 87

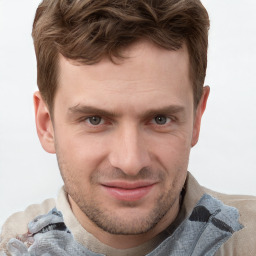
88 116 102 125
154 116 167 125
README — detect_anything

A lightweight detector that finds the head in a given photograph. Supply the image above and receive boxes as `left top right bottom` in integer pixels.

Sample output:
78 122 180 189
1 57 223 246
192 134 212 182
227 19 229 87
33 0 210 246
32 0 209 112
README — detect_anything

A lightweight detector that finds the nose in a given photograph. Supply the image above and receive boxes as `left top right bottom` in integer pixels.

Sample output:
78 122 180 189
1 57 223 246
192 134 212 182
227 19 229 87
108 124 151 177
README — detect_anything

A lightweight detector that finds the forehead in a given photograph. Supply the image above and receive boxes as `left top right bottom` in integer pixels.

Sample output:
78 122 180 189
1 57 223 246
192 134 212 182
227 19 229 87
55 41 193 114
59 41 190 84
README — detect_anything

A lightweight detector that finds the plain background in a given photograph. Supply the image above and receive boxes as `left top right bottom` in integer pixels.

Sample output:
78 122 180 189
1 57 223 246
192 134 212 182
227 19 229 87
0 0 255 229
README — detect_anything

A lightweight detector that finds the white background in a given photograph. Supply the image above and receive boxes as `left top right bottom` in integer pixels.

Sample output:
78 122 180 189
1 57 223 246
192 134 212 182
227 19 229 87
0 0 255 228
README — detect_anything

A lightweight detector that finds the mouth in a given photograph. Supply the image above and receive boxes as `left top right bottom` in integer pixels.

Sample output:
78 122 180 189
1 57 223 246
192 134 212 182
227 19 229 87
101 181 157 202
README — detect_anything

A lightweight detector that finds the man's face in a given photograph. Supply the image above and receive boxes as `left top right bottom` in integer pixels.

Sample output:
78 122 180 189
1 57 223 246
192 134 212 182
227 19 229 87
43 41 205 237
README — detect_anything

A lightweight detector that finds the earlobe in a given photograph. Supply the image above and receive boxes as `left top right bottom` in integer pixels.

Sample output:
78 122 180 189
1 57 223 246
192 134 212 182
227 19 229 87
191 86 210 147
34 91 56 153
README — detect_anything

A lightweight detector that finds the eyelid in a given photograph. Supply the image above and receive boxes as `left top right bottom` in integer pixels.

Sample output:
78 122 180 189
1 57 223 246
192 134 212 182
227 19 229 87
76 114 177 126
151 116 171 125
85 116 105 126
149 115 176 123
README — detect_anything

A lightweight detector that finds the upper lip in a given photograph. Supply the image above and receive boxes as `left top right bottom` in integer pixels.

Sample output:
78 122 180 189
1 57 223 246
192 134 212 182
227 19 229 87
101 181 158 189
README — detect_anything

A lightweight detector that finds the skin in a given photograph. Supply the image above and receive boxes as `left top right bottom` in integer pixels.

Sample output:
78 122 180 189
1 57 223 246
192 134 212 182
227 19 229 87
34 41 209 249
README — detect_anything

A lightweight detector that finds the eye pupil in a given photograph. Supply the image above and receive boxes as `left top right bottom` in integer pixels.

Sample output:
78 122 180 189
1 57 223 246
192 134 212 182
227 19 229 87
155 116 167 125
89 116 101 125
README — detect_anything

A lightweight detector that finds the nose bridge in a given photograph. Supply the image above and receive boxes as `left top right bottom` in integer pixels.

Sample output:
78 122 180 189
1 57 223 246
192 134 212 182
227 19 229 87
109 122 150 176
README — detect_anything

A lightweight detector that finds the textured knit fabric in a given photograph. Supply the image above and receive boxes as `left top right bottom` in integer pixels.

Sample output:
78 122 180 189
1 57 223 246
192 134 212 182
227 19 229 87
1 172 256 255
2 194 243 256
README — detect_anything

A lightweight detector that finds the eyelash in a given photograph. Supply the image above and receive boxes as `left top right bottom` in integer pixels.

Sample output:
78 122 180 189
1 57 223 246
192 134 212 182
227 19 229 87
85 116 105 125
150 116 172 125
79 115 176 128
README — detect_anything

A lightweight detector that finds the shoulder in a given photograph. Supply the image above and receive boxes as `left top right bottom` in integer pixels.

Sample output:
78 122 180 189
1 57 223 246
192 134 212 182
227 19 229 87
0 198 56 254
203 187 256 255
204 186 256 220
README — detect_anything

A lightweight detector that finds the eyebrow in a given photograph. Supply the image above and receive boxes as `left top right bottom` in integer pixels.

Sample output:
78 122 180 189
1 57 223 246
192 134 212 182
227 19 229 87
142 105 185 118
68 104 120 118
68 104 185 119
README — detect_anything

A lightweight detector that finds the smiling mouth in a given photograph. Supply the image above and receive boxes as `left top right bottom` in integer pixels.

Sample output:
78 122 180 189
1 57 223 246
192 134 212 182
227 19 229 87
101 182 156 202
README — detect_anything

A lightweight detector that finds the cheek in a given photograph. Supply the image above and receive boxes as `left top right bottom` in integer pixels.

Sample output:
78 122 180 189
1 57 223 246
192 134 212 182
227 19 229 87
155 136 190 194
55 129 108 173
151 132 192 172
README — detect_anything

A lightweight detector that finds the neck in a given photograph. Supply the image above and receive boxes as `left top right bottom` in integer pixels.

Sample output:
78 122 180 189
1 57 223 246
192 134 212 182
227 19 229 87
68 195 180 249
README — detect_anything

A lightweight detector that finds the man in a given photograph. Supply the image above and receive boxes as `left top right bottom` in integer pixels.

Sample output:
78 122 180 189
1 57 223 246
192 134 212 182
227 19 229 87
1 0 255 255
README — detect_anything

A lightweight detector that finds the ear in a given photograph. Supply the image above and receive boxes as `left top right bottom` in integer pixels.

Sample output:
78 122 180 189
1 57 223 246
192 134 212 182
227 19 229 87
191 86 210 147
34 91 56 153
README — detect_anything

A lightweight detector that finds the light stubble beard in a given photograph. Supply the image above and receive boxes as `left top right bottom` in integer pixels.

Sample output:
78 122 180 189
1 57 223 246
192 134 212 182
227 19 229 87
57 156 185 235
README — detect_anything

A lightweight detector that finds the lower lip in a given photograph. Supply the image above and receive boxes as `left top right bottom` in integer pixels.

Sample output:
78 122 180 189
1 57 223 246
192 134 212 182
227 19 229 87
102 185 155 202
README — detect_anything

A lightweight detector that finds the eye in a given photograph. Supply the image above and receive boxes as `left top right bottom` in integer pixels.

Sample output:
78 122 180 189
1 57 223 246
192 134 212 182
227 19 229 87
86 116 103 126
153 115 171 125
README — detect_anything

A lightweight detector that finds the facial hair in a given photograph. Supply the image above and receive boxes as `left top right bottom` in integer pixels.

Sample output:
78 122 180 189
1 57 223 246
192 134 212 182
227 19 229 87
57 153 184 235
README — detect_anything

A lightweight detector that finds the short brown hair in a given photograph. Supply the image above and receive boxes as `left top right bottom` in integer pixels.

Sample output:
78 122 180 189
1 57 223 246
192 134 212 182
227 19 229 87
32 0 210 111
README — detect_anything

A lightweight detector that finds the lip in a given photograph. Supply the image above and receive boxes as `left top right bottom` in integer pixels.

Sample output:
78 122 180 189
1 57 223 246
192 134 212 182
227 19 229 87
101 181 157 202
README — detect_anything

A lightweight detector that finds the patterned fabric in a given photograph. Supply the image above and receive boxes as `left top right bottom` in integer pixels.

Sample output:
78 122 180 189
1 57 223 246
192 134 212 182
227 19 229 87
2 194 243 256
4 208 102 256
146 194 243 256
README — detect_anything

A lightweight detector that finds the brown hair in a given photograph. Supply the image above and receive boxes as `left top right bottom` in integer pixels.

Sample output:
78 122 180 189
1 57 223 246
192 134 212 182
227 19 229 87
32 0 210 111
